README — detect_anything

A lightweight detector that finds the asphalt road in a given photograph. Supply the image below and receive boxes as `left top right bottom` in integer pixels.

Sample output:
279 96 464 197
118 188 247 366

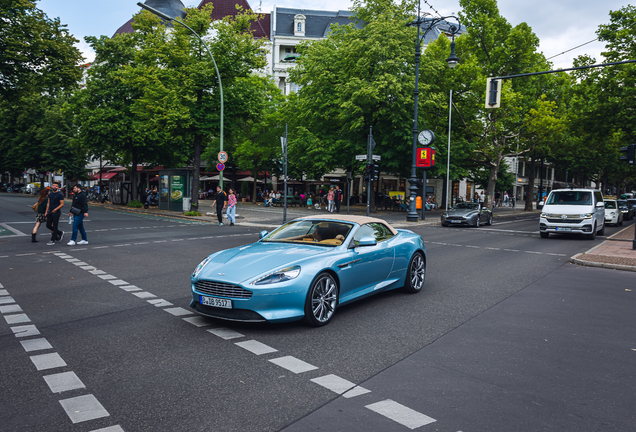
1 193 634 432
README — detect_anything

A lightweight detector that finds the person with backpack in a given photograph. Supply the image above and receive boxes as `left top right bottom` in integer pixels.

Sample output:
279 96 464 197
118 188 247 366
211 185 227 226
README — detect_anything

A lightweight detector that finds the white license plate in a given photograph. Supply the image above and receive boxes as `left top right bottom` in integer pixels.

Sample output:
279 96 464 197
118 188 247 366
555 227 571 232
450 220 462 224
200 296 232 309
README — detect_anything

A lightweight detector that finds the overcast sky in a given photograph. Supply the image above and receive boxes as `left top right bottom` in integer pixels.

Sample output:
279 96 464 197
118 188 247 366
38 0 627 69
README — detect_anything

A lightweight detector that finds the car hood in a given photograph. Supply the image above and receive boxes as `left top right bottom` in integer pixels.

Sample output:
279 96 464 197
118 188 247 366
542 204 594 215
444 209 478 216
196 242 331 284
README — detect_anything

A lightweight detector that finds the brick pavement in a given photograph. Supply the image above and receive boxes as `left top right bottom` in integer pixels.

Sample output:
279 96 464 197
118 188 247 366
572 224 636 271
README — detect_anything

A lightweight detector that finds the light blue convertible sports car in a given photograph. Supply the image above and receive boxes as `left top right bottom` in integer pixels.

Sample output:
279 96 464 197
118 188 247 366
190 215 426 326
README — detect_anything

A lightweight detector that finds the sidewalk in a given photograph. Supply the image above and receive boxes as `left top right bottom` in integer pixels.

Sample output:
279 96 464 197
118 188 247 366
571 224 636 272
89 199 538 228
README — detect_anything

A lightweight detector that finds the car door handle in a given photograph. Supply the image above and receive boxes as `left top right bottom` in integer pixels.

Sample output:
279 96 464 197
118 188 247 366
337 259 361 268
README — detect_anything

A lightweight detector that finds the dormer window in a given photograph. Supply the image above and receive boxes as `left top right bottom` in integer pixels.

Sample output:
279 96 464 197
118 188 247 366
294 14 306 37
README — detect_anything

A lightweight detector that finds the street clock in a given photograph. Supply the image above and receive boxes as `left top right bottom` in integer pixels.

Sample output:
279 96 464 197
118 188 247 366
418 130 435 146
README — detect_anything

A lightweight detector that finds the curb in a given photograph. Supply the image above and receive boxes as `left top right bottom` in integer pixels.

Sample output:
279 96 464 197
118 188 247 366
570 253 636 272
607 224 635 242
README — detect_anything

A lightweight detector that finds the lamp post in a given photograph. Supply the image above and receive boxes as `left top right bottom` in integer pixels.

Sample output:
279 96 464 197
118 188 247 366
407 3 460 222
137 2 224 188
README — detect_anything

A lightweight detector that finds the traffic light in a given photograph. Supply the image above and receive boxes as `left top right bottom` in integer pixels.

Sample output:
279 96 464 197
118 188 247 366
364 164 372 182
619 143 635 165
485 78 501 109
372 164 379 181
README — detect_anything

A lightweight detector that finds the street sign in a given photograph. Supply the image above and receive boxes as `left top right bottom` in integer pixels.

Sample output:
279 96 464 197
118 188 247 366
356 155 366 161
372 155 381 161
218 151 228 163
216 163 225 172
416 147 436 168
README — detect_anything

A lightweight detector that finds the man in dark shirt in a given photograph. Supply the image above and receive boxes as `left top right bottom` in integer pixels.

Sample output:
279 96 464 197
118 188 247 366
334 185 343 214
211 185 226 226
68 184 89 246
45 182 65 245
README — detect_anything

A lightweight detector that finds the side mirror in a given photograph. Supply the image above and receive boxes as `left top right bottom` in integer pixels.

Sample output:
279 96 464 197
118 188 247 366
358 236 377 247
259 230 268 239
596 203 604 208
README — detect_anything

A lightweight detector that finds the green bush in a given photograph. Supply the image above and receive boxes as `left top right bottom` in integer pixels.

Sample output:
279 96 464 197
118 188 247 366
241 181 249 197
185 211 201 216
127 200 143 208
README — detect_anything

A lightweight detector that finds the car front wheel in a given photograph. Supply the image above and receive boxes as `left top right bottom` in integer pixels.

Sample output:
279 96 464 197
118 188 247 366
304 272 338 327
404 252 425 293
474 217 480 228
586 223 597 240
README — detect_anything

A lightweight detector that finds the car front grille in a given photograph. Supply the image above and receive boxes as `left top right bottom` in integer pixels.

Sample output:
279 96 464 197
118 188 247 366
194 280 252 299
546 218 583 223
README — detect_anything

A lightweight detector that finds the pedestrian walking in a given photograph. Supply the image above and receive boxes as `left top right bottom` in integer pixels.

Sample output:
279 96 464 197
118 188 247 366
67 185 89 246
226 188 237 226
334 185 343 213
45 181 65 245
31 188 49 243
504 192 509 207
211 186 227 226
319 187 325 207
327 187 335 212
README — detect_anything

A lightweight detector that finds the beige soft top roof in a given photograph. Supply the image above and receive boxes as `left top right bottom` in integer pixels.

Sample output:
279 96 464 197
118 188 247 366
296 214 398 235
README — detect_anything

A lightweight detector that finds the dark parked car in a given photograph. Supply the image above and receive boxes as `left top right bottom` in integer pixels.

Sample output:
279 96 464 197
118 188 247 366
7 183 24 193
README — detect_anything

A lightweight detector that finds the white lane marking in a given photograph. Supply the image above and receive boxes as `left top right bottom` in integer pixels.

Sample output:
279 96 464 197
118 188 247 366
65 258 80 262
465 245 480 248
11 324 40 337
479 228 540 234
0 289 8 296
72 248 87 251
485 247 500 250
134 242 149 245
0 222 27 236
343 386 372 398
0 296 15 304
208 328 244 340
182 316 212 327
235 340 278 355
0 256 9 259
57 255 73 259
90 270 106 275
525 251 542 254
120 285 141 292
92 246 109 249
112 244 131 247
20 337 53 352
108 280 129 286
147 299 172 307
90 426 125 432
73 262 88 266
29 352 67 371
80 266 97 270
504 249 519 252
365 399 436 429
16 253 36 257
164 307 192 317
153 240 167 243
0 304 23 314
98 275 117 280
269 356 318 374
43 371 86 393
4 313 31 324
59 394 110 424
311 374 362 395
132 291 156 299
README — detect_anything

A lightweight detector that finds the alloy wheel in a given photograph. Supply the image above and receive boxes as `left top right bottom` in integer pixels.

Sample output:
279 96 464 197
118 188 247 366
310 274 337 324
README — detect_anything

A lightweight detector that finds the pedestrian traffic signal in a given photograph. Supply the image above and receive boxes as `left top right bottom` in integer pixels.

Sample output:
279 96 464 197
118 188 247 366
619 143 635 165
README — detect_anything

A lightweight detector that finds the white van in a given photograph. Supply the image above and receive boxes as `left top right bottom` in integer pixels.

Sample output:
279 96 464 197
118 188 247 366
539 188 605 239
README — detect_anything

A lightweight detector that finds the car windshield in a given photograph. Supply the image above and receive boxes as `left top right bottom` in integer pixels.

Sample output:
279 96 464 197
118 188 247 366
453 203 479 210
262 220 354 246
628 199 636 206
604 201 617 209
546 191 592 205
617 200 628 207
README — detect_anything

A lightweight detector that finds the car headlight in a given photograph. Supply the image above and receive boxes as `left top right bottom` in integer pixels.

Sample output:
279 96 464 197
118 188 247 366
441 213 448 218
541 212 547 218
192 256 212 278
580 213 593 219
252 266 301 285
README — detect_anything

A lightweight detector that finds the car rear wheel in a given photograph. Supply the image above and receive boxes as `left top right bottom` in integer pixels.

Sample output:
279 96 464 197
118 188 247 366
304 272 338 327
404 252 425 293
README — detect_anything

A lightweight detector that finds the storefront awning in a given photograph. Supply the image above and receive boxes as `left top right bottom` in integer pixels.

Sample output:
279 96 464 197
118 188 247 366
87 172 118 181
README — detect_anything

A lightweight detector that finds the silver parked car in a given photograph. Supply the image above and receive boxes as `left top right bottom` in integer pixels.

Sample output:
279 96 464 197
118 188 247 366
441 202 492 227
